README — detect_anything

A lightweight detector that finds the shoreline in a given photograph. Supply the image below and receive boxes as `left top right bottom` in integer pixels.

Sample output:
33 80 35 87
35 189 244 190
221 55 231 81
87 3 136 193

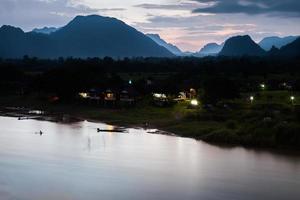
0 106 174 136
1 105 300 155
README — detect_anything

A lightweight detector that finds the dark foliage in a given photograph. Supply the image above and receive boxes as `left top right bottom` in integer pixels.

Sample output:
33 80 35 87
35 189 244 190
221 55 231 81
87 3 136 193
0 56 299 101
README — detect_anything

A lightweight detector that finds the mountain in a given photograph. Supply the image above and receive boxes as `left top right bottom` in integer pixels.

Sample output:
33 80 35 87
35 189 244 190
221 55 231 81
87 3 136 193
278 37 300 57
195 43 223 57
182 51 194 56
32 27 59 34
146 34 182 56
259 36 299 51
268 46 280 56
0 25 26 58
0 15 173 58
219 35 266 57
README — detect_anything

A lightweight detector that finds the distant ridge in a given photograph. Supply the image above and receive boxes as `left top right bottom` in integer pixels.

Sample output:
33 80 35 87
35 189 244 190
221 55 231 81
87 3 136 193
259 36 299 51
32 27 59 34
267 46 280 56
195 43 223 57
1 17 299 59
219 35 266 57
147 34 182 56
278 37 300 57
0 15 174 58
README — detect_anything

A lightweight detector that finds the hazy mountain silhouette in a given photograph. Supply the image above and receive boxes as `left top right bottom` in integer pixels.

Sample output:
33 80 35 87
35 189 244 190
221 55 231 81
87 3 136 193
219 35 266 57
0 25 26 58
146 34 182 56
0 15 173 58
278 37 300 57
32 27 59 34
0 25 53 58
196 43 223 57
267 46 280 56
259 36 299 51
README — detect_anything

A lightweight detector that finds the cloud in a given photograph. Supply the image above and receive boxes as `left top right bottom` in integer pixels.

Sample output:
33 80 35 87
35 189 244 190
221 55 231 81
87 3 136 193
135 12 300 51
0 0 124 30
97 8 126 12
0 0 98 15
135 1 206 11
193 0 300 17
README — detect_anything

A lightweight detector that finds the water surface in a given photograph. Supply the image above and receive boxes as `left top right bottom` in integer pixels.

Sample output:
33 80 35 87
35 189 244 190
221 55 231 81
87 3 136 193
0 116 299 200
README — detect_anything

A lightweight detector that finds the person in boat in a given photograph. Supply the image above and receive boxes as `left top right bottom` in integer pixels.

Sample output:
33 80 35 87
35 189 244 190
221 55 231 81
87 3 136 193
39 130 43 135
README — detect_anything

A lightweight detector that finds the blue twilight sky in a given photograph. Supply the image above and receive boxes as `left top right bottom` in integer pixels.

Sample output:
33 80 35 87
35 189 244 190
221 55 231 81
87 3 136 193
0 0 300 51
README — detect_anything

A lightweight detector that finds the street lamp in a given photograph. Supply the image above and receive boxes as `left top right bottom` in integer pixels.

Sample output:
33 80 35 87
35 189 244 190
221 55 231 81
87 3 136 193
290 96 295 104
260 84 265 90
250 96 254 103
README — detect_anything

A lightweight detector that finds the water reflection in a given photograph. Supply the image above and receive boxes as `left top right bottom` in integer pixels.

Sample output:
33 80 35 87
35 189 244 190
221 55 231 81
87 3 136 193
0 116 299 200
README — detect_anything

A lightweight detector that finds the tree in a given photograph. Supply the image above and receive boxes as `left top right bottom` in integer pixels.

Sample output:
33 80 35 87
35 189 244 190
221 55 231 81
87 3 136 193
202 77 240 104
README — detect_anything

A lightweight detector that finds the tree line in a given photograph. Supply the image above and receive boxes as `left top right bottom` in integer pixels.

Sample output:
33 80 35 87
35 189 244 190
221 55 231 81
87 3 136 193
0 56 300 102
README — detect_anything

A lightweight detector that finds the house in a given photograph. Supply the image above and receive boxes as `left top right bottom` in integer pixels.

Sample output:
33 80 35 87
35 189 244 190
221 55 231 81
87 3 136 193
104 89 117 105
174 92 187 102
78 89 103 104
152 93 171 107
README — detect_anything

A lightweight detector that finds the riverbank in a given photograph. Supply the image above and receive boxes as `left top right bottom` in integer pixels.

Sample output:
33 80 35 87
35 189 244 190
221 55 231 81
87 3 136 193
0 94 300 151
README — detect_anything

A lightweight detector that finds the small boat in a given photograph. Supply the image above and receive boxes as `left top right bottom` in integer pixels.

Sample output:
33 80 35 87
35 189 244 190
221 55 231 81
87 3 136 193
97 128 127 133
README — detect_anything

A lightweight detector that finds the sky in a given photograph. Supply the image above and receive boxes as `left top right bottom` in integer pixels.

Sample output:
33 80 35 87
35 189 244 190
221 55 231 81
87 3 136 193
0 0 300 51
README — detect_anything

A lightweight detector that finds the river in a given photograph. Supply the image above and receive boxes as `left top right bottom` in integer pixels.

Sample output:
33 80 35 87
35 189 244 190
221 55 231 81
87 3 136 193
0 116 299 200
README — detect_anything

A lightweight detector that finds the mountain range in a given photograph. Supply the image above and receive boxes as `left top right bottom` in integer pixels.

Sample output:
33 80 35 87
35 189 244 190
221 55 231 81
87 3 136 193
0 14 299 59
0 15 173 58
219 35 300 57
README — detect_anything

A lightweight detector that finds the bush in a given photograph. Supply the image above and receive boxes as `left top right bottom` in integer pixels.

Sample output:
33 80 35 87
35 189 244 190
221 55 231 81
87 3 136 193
275 123 300 148
201 128 240 144
226 120 238 129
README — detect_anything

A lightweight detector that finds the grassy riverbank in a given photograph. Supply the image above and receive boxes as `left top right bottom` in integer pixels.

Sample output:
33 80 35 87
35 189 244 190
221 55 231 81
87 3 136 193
1 92 300 150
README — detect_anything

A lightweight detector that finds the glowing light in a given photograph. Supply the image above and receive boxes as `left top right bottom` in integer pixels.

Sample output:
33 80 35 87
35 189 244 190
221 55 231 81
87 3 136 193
129 80 132 85
107 93 114 98
291 96 295 101
250 96 254 101
153 93 167 98
260 84 265 89
79 92 88 98
107 125 115 131
191 99 199 106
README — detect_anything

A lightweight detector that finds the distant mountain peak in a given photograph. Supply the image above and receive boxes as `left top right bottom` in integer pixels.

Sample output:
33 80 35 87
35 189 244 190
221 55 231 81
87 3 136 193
233 35 252 41
67 15 123 26
147 33 182 56
196 43 223 57
32 27 58 34
148 33 160 38
219 35 266 57
259 36 299 51
0 25 24 34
